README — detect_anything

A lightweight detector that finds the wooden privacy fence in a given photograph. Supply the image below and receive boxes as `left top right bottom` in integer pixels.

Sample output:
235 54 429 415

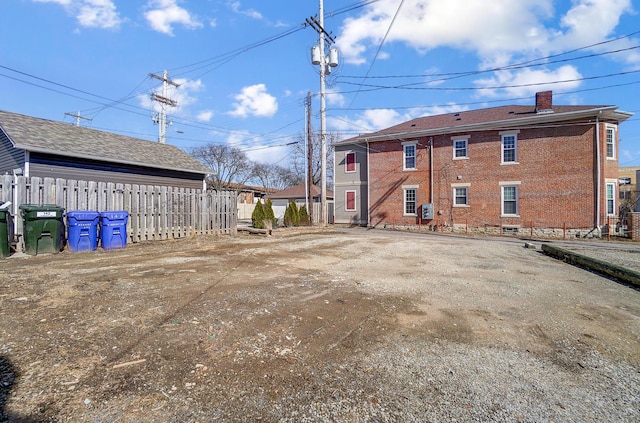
0 175 237 246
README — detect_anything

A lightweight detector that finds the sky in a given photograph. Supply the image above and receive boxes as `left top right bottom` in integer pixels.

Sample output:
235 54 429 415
1 0 640 168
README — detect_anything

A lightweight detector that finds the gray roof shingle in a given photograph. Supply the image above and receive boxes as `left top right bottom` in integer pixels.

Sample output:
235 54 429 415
0 110 211 174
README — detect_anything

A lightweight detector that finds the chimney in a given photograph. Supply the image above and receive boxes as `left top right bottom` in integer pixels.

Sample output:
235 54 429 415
535 91 553 113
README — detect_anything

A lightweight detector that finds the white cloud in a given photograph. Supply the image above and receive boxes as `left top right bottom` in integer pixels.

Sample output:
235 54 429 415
228 84 278 118
197 110 214 122
330 109 403 134
337 0 555 65
33 0 72 4
558 0 633 47
77 0 121 29
138 78 205 118
474 65 583 97
33 0 122 29
330 103 467 136
228 1 263 20
144 0 203 36
336 0 638 102
326 87 345 107
223 130 286 164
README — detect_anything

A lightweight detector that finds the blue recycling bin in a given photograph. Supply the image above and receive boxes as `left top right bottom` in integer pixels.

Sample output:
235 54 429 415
67 211 100 252
100 211 129 250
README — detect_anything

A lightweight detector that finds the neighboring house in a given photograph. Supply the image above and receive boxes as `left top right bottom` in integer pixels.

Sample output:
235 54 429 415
618 166 640 213
220 182 274 220
269 183 333 223
0 110 210 189
221 182 273 204
334 91 633 237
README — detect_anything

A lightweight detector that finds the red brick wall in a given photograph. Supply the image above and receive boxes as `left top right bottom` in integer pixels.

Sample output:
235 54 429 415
367 122 612 231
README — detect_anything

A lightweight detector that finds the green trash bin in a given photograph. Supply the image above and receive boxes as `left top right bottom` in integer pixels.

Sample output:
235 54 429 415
19 204 65 255
0 209 11 258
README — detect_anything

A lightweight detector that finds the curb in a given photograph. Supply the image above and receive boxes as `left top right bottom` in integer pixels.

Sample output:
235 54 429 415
541 244 640 287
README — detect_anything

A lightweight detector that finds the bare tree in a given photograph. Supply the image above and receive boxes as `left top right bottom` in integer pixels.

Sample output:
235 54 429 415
291 131 336 187
251 162 302 192
191 144 255 191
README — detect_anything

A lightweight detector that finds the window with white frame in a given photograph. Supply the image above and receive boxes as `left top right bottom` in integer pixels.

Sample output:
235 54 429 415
345 190 356 211
606 181 616 215
452 184 469 206
606 126 616 159
501 184 519 216
453 136 469 159
403 142 417 170
345 152 356 172
501 132 518 163
403 187 417 215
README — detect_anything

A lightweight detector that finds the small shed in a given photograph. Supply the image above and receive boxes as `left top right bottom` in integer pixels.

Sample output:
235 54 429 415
0 110 210 189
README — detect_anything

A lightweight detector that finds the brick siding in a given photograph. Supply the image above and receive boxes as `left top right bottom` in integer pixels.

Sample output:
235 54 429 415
367 121 617 233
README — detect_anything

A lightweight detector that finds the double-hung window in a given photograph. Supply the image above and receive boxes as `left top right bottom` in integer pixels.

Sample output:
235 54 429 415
500 131 519 164
453 136 469 159
500 182 520 216
345 152 356 172
403 186 417 215
452 184 470 206
606 181 616 215
403 142 417 170
606 126 616 159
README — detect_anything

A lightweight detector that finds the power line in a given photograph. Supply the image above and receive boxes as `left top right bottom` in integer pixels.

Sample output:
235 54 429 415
347 0 405 109
338 45 640 83
337 69 640 93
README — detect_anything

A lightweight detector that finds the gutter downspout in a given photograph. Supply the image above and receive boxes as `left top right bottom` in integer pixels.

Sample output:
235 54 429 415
429 137 434 204
367 141 371 227
595 114 601 230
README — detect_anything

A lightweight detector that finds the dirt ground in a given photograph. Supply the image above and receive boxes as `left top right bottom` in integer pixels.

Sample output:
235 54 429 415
1 228 639 422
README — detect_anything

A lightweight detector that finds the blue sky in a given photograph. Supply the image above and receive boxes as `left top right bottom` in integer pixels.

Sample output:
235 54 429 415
1 0 640 167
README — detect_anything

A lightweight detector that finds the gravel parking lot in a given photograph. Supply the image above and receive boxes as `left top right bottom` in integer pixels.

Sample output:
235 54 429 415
1 228 639 422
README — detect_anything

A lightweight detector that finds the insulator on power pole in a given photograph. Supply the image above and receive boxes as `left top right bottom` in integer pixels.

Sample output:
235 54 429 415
329 48 339 67
311 45 321 65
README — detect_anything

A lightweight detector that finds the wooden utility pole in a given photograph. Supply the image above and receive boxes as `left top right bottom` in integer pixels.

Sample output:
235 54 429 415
306 91 314 224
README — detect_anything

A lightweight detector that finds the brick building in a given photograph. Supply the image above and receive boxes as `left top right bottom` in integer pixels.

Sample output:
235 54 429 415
333 92 633 237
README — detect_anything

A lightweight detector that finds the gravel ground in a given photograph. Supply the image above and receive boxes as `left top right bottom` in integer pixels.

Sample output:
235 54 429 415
1 228 639 422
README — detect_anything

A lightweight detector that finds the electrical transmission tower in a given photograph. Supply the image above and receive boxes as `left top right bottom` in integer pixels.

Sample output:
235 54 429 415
65 111 92 126
149 70 179 143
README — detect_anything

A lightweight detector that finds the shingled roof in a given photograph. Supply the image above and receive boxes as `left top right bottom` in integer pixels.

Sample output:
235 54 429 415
269 183 333 200
0 110 211 175
336 93 632 145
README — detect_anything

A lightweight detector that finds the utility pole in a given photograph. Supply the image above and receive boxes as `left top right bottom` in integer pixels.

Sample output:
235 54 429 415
149 70 179 143
307 0 338 226
306 91 314 224
65 111 92 126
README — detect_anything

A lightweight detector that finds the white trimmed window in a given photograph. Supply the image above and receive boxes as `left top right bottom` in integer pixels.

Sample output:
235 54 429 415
606 181 616 215
403 142 417 170
452 183 470 206
452 136 469 159
403 186 417 215
500 181 521 216
606 125 616 159
500 131 519 164
345 152 356 172
345 190 356 211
